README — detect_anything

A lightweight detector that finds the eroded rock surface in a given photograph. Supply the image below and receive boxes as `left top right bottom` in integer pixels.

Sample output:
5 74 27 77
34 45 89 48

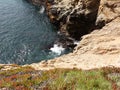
96 0 120 28
46 0 100 40
30 17 120 70
27 0 120 70
30 0 120 40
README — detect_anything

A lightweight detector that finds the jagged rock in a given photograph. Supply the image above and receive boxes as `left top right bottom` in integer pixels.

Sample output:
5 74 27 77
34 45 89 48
46 0 100 40
27 0 120 70
30 17 120 70
29 0 120 40
96 0 120 28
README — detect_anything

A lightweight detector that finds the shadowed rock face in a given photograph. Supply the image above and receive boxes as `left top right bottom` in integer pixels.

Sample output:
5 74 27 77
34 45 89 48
29 0 98 46
30 17 120 70
29 0 120 48
5 0 118 70
29 0 120 40
46 0 100 40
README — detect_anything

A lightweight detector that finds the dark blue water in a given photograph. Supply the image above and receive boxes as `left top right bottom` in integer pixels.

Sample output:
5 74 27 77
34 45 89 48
0 0 60 64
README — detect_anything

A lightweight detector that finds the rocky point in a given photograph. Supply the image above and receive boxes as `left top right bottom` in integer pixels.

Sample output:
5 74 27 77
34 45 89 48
27 0 120 70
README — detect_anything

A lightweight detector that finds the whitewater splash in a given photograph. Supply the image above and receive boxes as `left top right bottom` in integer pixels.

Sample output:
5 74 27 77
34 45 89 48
50 44 65 55
74 41 79 45
39 5 45 14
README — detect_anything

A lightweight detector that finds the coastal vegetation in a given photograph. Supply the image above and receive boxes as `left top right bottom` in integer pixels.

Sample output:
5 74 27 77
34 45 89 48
0 66 120 90
0 0 120 90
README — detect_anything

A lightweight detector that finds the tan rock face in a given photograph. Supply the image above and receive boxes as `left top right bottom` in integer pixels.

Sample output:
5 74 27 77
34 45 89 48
96 0 120 28
46 0 100 39
28 0 120 70
30 0 120 39
30 17 120 70
46 0 120 39
75 17 120 54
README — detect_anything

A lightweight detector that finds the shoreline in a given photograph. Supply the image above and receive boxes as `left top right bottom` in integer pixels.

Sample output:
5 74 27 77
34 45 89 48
29 0 120 71
29 17 120 70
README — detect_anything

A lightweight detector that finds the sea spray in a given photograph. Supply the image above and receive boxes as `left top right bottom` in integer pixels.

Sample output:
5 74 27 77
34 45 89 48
50 44 65 55
74 41 79 45
39 5 45 14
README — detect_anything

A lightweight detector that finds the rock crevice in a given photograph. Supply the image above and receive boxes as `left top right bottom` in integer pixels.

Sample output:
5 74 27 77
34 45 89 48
29 0 120 40
46 0 100 40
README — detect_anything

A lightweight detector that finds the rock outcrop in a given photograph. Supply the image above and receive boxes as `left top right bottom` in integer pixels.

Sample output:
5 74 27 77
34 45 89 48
30 16 120 71
29 0 120 40
46 0 100 40
0 0 120 71
29 0 120 70
96 0 120 28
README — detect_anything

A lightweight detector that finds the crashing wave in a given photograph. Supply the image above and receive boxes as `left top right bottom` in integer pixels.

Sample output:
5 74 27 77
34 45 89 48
74 41 79 45
39 5 45 14
50 44 65 55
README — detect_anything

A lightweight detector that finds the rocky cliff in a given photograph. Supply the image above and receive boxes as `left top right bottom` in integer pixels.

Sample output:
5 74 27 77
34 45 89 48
31 17 120 70
46 0 100 40
29 0 120 39
31 0 120 47
0 1 119 89
46 0 120 39
96 0 120 28
28 0 120 70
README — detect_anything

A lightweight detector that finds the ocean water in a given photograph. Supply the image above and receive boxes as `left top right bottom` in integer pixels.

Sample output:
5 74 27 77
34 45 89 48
0 0 66 65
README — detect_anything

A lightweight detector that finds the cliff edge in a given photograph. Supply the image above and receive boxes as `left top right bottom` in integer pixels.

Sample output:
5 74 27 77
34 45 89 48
30 0 120 70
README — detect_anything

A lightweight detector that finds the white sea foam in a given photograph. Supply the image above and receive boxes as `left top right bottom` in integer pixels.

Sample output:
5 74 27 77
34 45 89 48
50 44 65 55
57 31 61 34
74 41 79 45
39 5 45 14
